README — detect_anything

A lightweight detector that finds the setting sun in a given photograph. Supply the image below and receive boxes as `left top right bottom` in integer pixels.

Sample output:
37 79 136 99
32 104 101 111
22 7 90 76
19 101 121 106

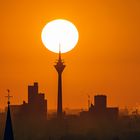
41 19 79 53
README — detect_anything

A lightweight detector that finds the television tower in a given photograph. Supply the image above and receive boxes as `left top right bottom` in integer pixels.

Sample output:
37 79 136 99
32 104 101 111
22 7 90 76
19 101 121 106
54 46 65 118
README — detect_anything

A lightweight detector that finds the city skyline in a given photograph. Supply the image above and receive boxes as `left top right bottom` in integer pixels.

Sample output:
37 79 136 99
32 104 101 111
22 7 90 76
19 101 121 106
1 1 140 140
1 0 140 110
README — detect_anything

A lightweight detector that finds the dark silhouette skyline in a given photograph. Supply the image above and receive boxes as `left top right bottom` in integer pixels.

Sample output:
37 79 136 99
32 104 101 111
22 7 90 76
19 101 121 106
1 83 140 140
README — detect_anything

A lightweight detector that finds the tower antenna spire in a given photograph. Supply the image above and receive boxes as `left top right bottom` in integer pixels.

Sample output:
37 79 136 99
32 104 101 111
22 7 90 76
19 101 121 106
59 43 61 60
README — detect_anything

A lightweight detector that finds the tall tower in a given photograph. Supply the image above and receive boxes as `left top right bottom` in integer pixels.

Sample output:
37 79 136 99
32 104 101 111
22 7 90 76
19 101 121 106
54 49 65 118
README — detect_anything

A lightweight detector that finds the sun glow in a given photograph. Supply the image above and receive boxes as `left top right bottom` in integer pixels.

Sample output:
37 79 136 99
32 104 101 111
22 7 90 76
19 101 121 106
41 19 79 53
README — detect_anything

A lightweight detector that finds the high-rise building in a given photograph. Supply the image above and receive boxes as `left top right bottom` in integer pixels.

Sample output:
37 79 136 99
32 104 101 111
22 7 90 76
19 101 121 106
94 95 107 110
28 82 38 103
80 95 118 120
9 82 47 120
27 82 47 119
54 50 65 118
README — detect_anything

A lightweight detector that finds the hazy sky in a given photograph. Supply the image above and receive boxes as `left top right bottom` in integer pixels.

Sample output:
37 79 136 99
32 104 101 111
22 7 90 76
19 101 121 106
0 0 140 110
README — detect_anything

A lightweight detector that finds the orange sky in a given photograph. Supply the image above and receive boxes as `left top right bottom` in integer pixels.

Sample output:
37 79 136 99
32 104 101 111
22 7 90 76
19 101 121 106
0 0 140 110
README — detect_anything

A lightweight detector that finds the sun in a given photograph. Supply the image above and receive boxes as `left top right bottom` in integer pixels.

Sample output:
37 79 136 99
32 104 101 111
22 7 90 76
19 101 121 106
41 19 79 53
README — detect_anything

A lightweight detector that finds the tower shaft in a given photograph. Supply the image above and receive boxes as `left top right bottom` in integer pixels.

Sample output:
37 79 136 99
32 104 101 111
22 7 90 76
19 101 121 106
57 73 62 116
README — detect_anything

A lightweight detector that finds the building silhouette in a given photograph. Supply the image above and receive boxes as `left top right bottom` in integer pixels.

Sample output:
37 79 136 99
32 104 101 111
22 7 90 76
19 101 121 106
9 82 47 120
27 82 47 119
54 49 65 118
81 95 118 119
4 94 14 140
